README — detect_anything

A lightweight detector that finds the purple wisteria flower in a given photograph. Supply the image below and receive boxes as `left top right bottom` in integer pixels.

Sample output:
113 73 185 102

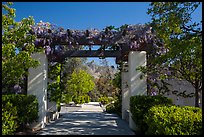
44 46 51 55
14 84 22 94
150 88 157 96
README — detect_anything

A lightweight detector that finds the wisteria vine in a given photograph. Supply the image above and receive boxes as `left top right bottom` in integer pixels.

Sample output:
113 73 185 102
29 21 165 62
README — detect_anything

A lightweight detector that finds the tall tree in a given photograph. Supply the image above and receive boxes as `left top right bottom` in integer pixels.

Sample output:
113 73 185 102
61 58 87 96
2 2 41 93
145 2 202 107
95 59 118 97
67 69 95 97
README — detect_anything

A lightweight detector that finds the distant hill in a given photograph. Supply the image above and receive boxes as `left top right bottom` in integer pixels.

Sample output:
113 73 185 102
85 61 118 79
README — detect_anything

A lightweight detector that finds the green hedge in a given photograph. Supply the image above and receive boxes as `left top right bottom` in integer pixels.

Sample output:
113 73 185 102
2 94 39 132
145 105 202 135
130 95 173 133
2 102 18 135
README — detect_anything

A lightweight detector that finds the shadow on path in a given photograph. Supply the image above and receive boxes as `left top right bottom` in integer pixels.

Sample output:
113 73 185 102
37 102 135 135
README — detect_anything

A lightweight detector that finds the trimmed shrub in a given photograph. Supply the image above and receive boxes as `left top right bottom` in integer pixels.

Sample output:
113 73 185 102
98 96 110 105
2 94 39 131
2 102 18 135
145 105 202 135
130 95 173 133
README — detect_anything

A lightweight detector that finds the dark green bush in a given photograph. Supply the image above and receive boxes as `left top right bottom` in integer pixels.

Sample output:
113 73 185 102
106 103 115 113
98 96 110 105
2 94 39 131
106 98 122 116
145 105 202 135
2 102 18 135
130 95 173 133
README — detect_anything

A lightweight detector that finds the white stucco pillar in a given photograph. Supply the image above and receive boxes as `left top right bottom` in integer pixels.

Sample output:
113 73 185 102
128 51 147 131
121 62 129 121
27 52 48 128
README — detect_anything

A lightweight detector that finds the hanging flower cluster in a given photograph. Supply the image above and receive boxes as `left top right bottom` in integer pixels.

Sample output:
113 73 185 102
30 21 165 62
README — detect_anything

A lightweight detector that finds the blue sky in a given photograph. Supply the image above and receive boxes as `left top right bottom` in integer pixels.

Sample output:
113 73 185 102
9 2 202 67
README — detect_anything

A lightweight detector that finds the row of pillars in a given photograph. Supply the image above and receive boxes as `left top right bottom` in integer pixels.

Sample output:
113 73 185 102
27 51 147 130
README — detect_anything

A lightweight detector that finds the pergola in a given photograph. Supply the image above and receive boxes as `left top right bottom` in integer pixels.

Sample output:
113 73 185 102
30 21 164 63
27 21 165 130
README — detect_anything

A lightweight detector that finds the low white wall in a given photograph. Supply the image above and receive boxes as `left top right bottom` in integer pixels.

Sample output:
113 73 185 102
121 51 202 132
163 79 202 108
27 52 48 128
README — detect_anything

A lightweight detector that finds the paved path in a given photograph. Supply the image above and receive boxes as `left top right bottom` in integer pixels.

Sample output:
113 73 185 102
37 102 135 135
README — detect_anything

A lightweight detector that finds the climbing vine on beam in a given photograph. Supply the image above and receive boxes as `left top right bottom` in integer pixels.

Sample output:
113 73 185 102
29 21 166 63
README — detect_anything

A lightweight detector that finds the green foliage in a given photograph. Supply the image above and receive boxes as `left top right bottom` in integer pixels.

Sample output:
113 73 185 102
89 89 100 102
48 63 62 103
145 105 202 135
48 63 61 80
2 2 41 92
67 69 95 97
112 71 121 89
2 94 38 131
146 2 202 107
84 95 90 103
48 81 62 102
130 95 173 133
98 96 110 105
61 58 87 93
106 67 122 116
62 94 72 104
106 97 122 116
72 95 80 104
56 100 61 112
95 59 119 98
106 103 115 112
2 101 18 135
79 96 86 104
72 95 86 104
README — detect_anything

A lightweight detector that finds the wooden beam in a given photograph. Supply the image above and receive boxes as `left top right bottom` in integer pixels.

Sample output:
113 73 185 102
61 50 121 58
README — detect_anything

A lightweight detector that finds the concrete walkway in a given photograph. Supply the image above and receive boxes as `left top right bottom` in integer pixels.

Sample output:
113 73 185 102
37 102 135 135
